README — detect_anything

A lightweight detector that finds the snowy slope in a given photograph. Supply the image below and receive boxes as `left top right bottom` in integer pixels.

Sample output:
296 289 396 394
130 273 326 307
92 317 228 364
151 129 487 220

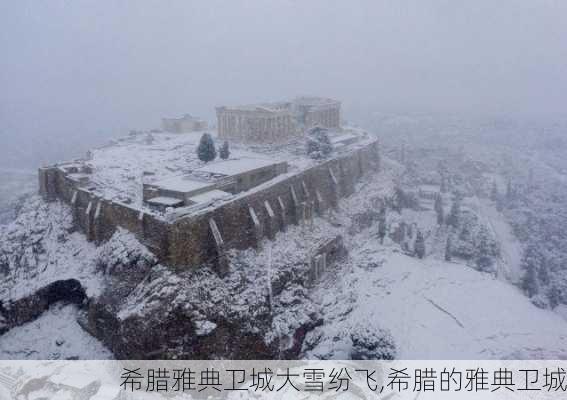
1 144 566 361
309 246 567 359
0 196 104 302
474 198 523 283
238 162 567 359
0 304 112 360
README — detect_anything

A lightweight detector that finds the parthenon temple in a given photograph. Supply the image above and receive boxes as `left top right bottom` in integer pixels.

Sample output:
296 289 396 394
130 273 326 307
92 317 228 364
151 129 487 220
216 96 341 143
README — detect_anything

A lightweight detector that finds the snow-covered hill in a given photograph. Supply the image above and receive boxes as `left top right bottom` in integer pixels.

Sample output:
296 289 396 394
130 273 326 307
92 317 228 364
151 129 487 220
1 141 567 360
234 161 567 360
0 304 112 360
308 248 567 359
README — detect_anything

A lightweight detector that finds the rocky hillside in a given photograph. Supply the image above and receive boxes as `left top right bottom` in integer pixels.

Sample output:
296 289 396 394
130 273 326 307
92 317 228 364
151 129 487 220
1 152 567 360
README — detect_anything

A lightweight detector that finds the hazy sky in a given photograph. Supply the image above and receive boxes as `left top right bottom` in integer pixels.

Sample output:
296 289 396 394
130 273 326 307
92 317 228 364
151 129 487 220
1 0 566 168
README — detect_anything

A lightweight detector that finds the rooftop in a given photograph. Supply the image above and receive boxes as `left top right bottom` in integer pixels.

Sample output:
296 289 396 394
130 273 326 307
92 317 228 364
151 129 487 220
187 189 231 205
217 102 292 114
145 196 184 207
53 124 369 215
218 97 340 113
149 176 215 194
194 157 281 177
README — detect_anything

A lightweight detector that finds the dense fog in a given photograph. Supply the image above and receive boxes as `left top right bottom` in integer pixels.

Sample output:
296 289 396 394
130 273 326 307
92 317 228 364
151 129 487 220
1 0 566 169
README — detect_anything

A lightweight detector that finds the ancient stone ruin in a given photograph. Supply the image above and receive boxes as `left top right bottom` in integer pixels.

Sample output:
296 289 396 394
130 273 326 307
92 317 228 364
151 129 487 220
216 96 341 143
38 96 379 272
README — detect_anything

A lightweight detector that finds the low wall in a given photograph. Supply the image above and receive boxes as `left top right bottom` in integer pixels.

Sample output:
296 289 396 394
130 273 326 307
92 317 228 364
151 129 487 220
39 140 380 270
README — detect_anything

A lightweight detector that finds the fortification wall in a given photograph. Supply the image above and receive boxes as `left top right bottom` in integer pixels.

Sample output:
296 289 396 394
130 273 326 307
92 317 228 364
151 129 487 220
38 165 170 258
39 140 380 270
166 140 380 269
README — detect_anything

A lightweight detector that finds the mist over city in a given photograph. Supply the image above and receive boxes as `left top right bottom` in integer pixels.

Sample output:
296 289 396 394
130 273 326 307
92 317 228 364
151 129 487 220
2 0 566 168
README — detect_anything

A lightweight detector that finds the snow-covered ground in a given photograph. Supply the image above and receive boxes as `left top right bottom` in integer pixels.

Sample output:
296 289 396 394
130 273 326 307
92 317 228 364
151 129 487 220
90 131 252 204
309 247 567 359
0 303 112 360
0 198 153 360
85 131 312 206
0 197 104 302
68 127 369 211
474 198 523 283
2 128 566 360
239 162 567 359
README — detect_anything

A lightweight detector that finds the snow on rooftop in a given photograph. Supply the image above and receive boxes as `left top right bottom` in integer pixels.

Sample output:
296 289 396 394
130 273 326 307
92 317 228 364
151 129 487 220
188 189 231 204
145 196 184 206
195 157 280 176
81 131 300 209
221 101 292 113
86 132 209 204
330 133 360 144
65 125 372 213
151 175 215 193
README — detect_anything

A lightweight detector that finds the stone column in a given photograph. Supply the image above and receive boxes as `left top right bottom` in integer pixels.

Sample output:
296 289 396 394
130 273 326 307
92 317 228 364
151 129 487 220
85 201 93 241
209 218 228 275
290 185 301 225
264 200 276 239
249 206 263 249
277 196 287 230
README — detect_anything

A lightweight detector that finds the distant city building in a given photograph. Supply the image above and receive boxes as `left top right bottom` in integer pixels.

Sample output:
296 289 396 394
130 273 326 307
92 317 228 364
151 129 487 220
161 114 208 133
216 96 341 143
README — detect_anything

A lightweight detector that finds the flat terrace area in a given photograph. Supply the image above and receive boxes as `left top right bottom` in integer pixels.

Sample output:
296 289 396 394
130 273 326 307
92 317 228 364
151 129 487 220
54 127 370 215
65 131 302 208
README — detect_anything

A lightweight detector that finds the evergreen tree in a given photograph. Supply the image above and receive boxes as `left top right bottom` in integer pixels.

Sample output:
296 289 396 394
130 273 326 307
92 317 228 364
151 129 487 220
378 215 387 244
349 324 397 360
197 133 217 163
219 140 230 160
475 226 494 272
399 223 408 250
414 230 426 259
440 176 448 193
520 244 543 297
306 126 333 159
547 285 562 309
521 262 539 297
392 187 416 213
445 235 452 262
447 198 461 228
434 193 444 225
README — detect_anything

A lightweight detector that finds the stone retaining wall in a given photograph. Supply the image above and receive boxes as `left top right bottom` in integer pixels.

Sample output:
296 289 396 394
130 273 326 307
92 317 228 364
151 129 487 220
166 140 380 269
39 140 380 269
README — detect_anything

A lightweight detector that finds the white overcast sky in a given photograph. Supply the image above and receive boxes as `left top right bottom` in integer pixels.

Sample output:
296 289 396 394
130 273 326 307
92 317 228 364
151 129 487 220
1 0 566 167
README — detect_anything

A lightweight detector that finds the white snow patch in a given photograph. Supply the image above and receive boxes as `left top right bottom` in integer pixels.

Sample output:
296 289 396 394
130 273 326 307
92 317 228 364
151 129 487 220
309 246 567 359
0 304 113 360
